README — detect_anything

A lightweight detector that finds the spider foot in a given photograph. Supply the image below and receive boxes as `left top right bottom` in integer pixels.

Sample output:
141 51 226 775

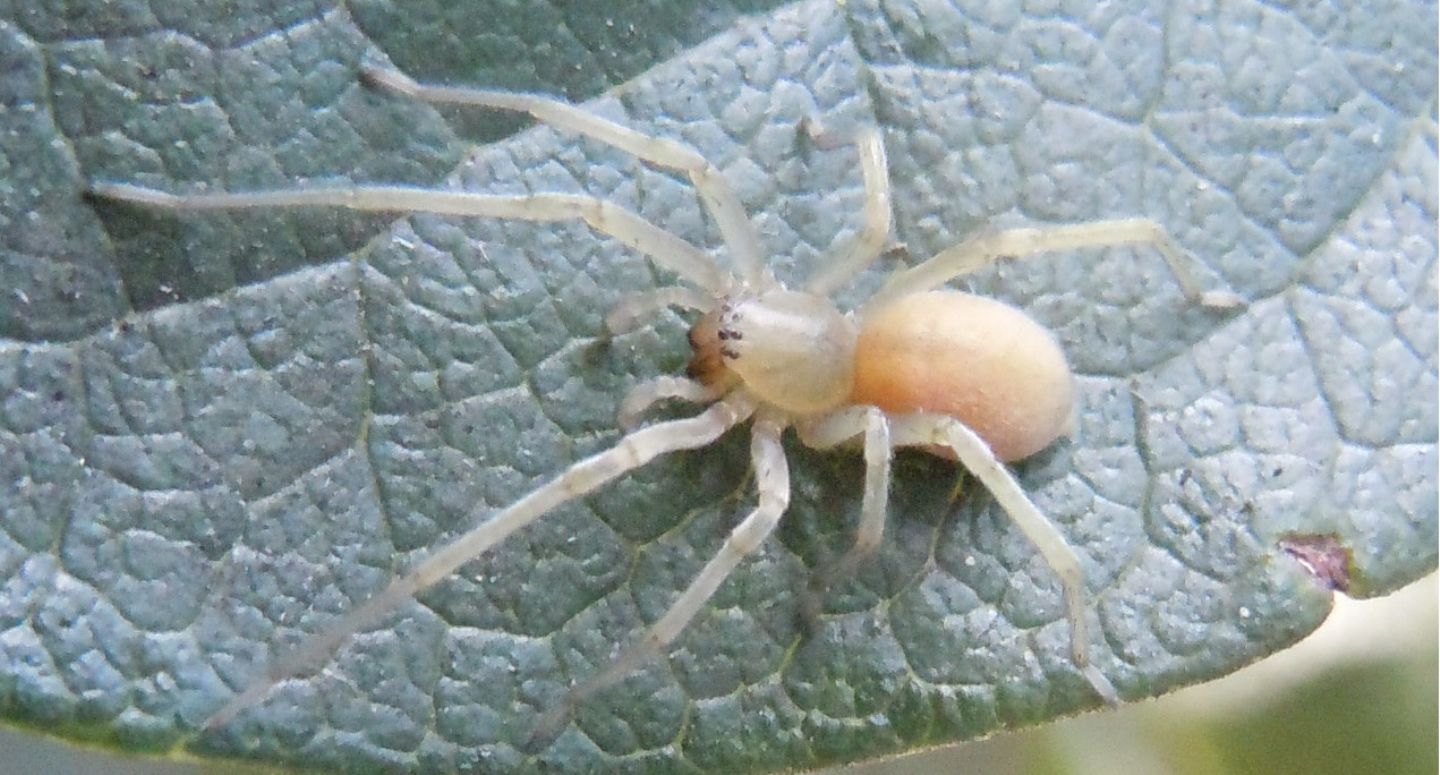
357 62 418 96
1200 289 1246 310
797 542 881 634
797 584 827 635
523 702 575 753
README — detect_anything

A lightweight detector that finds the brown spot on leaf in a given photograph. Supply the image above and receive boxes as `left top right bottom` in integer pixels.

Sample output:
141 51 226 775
1279 533 1353 592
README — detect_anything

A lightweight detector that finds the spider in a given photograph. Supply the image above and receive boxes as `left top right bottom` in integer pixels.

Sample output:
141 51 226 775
90 64 1240 742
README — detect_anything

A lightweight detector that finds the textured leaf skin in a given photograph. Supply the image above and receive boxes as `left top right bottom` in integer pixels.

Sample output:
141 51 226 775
1 1 1435 772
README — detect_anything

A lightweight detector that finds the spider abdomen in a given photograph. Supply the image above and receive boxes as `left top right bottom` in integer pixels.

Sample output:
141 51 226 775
851 290 1075 462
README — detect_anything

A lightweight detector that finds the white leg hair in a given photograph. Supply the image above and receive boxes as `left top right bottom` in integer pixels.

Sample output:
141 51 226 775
803 128 894 297
529 413 791 745
90 182 727 293
204 394 757 731
363 65 769 290
617 375 723 430
862 219 1243 313
888 413 1120 705
604 286 712 335
796 407 893 582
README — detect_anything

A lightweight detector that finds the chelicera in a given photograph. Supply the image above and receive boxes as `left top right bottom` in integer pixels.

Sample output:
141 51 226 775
90 64 1240 739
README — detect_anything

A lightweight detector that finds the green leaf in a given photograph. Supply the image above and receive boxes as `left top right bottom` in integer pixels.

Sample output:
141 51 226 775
2 1 1434 772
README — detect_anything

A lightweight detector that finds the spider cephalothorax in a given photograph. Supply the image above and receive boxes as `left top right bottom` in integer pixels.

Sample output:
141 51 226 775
689 290 858 413
90 62 1240 740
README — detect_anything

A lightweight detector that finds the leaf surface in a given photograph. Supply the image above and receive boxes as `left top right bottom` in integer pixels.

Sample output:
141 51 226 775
1 1 1435 771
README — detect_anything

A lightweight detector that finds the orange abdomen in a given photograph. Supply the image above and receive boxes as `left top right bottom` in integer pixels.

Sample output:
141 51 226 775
850 291 1075 462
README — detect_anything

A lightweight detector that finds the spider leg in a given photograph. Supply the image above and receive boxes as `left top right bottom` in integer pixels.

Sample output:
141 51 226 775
604 286 711 335
617 376 724 430
362 65 768 289
203 394 756 732
529 413 790 746
90 183 727 293
863 218 1243 312
803 128 894 297
795 407 892 620
888 413 1119 705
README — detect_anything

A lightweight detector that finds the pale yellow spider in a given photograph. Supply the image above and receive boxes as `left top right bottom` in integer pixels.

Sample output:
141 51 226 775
90 64 1240 740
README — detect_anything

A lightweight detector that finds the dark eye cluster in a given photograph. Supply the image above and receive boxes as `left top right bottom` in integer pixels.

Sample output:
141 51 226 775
717 301 742 360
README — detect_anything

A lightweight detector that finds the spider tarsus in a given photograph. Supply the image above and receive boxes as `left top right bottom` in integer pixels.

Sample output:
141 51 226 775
797 545 881 634
1083 664 1121 707
85 182 180 208
1199 290 1246 311
797 585 827 635
523 705 574 753
83 182 129 203
357 63 413 95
